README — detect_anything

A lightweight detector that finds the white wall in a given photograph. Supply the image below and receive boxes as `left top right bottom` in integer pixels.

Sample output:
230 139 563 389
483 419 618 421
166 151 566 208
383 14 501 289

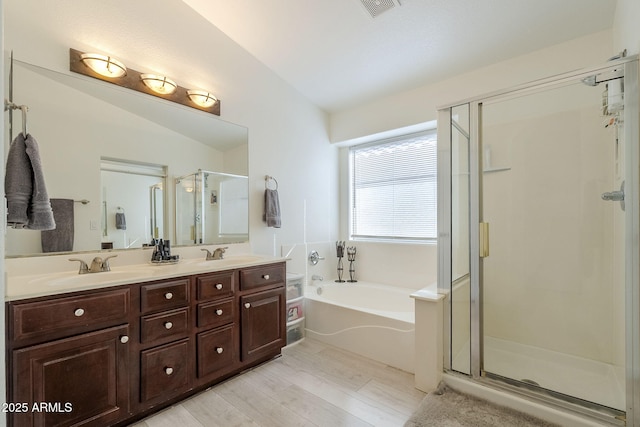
4 0 339 258
330 30 614 145
0 0 6 421
613 0 640 56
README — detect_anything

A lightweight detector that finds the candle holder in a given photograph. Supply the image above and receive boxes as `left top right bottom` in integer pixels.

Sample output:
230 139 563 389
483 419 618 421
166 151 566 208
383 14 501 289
335 241 345 283
347 246 357 283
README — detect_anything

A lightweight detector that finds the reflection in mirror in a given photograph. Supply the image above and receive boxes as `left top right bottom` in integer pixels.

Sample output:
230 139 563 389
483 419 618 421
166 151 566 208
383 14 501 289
100 158 167 250
5 59 249 257
175 171 248 245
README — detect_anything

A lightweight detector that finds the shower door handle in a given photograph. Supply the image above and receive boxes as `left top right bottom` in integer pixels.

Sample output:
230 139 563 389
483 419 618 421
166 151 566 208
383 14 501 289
479 222 490 258
601 181 625 211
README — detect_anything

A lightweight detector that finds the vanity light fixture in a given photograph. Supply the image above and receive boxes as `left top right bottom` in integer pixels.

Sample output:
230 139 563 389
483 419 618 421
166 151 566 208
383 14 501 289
140 74 178 95
70 48 221 116
79 53 127 78
187 90 218 108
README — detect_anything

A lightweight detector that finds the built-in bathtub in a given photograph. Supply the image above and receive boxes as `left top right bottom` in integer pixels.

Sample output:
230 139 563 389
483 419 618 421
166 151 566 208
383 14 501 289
304 280 420 373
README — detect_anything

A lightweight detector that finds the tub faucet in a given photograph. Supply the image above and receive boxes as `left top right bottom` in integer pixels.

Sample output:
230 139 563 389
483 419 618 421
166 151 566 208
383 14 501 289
311 274 324 281
202 246 228 260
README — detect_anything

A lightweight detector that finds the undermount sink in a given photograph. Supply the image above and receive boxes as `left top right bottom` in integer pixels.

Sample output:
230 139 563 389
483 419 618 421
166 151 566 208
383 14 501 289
26 269 153 288
185 255 264 267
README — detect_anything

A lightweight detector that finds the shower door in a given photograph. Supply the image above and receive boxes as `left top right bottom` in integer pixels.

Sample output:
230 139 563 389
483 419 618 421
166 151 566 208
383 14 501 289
479 68 627 411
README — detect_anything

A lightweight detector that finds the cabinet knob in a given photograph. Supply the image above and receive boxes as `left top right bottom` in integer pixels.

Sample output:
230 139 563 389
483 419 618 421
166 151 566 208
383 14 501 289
244 302 251 309
164 321 173 330
215 283 223 290
165 292 173 300
216 347 224 354
262 274 270 280
165 367 174 375
215 309 223 316
120 335 129 344
74 308 85 317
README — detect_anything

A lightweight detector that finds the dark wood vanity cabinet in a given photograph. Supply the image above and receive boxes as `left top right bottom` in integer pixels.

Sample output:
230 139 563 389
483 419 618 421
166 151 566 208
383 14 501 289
7 288 132 427
6 261 286 427
239 264 287 363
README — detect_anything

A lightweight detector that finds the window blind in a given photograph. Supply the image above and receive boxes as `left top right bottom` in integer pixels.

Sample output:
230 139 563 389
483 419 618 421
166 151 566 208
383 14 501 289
350 130 437 242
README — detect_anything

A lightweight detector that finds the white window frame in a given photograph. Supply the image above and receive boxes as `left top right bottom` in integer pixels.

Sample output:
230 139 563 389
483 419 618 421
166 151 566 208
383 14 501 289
348 129 438 244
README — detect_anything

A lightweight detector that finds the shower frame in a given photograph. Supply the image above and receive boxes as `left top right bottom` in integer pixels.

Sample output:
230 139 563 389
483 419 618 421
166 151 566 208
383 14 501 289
437 56 640 425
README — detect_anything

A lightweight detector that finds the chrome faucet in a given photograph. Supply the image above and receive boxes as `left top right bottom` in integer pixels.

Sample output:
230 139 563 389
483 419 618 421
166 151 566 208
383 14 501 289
69 255 118 274
201 247 228 260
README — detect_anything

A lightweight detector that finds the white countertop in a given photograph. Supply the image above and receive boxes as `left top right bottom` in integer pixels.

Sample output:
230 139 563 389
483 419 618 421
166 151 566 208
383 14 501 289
6 249 286 301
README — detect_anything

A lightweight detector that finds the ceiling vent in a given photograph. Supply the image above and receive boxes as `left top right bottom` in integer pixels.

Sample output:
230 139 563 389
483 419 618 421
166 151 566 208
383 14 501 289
359 0 400 18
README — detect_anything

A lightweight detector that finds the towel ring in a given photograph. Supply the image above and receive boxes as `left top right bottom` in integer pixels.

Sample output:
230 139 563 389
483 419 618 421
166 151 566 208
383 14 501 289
265 175 278 190
117 206 125 213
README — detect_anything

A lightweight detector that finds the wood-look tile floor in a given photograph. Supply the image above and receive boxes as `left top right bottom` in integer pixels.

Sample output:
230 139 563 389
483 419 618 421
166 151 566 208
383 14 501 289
130 338 425 427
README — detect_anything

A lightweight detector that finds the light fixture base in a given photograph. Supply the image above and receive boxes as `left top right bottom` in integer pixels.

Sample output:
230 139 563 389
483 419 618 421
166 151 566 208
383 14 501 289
70 48 220 116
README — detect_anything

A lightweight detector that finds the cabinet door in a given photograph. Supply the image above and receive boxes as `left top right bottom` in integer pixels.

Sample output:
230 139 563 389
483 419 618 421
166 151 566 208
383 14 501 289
11 324 130 427
240 287 285 363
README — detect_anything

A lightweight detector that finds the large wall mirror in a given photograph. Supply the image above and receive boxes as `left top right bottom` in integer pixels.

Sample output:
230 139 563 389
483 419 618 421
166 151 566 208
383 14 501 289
5 59 249 257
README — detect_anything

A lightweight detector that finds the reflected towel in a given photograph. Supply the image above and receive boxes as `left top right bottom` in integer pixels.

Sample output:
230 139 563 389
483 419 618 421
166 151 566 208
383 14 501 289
42 199 74 252
263 189 281 228
116 212 127 230
5 133 55 230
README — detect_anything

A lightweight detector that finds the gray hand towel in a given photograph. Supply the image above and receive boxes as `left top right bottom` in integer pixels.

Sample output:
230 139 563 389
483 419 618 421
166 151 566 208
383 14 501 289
24 134 55 230
5 133 32 227
41 199 74 252
116 212 127 230
263 189 281 228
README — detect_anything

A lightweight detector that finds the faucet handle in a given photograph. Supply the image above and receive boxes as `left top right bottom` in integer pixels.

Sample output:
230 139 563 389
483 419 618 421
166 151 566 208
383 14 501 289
201 248 213 260
69 258 89 274
101 254 118 271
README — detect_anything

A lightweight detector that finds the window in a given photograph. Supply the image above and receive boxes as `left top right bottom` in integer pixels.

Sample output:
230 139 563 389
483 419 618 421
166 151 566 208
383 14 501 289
349 130 437 242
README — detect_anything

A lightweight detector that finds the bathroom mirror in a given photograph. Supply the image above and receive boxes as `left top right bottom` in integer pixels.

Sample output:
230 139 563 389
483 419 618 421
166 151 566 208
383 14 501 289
5 59 249 257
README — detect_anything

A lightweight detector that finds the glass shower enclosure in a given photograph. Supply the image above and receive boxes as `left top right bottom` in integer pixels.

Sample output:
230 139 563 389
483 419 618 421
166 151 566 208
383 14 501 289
438 56 640 424
175 170 248 245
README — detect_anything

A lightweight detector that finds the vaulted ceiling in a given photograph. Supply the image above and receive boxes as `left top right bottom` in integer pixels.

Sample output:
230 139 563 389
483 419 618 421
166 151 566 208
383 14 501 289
182 0 617 112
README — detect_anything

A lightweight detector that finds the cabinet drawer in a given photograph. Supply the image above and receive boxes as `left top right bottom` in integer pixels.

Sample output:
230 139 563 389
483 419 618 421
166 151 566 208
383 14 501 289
197 298 235 329
197 325 237 378
196 271 236 300
10 288 130 342
141 308 189 344
140 279 189 313
140 338 190 403
240 263 285 291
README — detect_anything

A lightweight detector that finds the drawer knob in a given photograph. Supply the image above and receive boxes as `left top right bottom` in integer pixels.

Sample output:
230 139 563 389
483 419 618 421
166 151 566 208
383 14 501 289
244 303 251 309
165 292 173 300
164 321 173 330
216 309 223 316
74 308 85 317
165 367 174 375
120 335 129 344
263 274 270 280
215 283 223 290
216 347 224 354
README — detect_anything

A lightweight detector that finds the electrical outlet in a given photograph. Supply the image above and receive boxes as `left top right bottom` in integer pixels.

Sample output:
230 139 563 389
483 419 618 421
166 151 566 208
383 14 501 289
90 220 98 230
